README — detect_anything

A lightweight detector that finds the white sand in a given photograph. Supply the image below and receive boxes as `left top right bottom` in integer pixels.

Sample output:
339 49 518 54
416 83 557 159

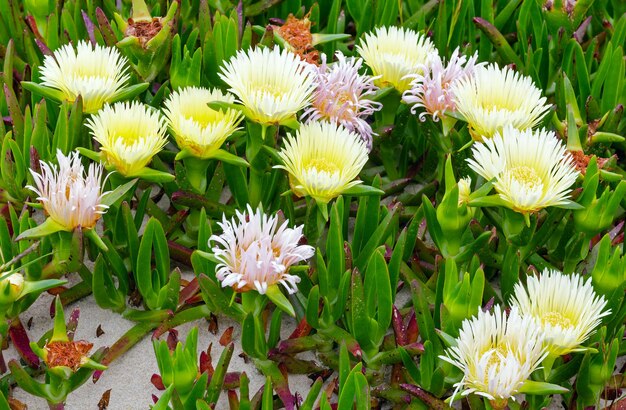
8 289 315 409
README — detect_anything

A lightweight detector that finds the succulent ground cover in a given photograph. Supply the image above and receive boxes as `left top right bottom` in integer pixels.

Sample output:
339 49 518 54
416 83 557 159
0 0 625 408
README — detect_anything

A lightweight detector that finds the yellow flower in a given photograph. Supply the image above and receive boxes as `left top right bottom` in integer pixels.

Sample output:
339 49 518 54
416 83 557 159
452 63 552 140
357 26 435 93
467 126 579 214
275 121 368 204
219 47 316 125
86 101 167 177
163 86 243 159
510 269 610 357
39 41 131 113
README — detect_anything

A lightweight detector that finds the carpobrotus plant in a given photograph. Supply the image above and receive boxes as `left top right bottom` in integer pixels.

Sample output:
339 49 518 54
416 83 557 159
452 63 552 140
85 101 171 181
23 41 146 113
1 0 625 409
219 47 317 126
302 52 382 149
357 26 436 93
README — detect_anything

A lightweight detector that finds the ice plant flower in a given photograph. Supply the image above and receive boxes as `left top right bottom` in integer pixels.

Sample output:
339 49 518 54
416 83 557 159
26 150 108 231
36 41 131 113
210 205 314 295
440 306 546 407
86 101 168 178
275 121 369 204
510 269 610 357
219 47 316 126
302 52 382 150
452 63 552 140
163 86 243 159
357 26 435 93
403 48 481 122
466 126 579 214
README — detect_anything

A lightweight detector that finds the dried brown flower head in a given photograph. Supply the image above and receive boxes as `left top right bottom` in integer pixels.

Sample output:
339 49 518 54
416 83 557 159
45 340 94 371
277 13 319 64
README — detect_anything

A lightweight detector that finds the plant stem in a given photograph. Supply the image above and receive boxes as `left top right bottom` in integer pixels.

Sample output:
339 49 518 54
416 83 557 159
92 321 156 382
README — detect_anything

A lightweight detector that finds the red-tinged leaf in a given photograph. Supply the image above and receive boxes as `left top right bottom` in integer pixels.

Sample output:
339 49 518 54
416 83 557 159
66 309 80 341
8 397 27 410
200 345 214 375
228 390 239 409
98 389 112 410
392 306 406 346
8 318 39 367
406 312 418 344
178 277 199 306
483 297 495 312
166 329 179 351
400 384 446 409
288 317 312 339
220 326 234 346
208 313 218 335
151 374 165 390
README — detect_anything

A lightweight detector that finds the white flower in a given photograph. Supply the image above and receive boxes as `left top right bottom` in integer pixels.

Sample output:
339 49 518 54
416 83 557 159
403 48 481 122
441 306 546 405
210 206 314 295
219 47 317 125
510 269 610 357
86 101 168 177
452 63 552 140
357 26 435 93
39 41 130 113
275 121 369 204
163 86 243 159
26 150 108 230
302 52 382 150
466 126 579 213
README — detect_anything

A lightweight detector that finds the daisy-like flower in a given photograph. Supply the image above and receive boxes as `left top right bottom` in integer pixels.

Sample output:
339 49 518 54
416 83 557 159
26 150 108 231
163 86 243 159
441 306 546 407
403 48 481 122
86 101 168 177
452 63 552 140
219 47 317 126
302 52 382 150
275 121 369 204
38 41 131 113
210 205 314 295
357 26 436 93
466 126 579 214
510 269 610 357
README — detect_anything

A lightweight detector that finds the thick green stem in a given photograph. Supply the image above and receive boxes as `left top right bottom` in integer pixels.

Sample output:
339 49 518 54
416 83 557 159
183 157 210 194
92 321 156 382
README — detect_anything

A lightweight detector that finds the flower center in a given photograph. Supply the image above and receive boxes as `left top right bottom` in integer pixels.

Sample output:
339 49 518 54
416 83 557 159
542 311 573 329
509 166 542 190
307 158 339 174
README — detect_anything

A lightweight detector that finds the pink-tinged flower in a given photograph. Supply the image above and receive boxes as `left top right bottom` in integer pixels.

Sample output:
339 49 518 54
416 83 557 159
403 48 481 122
26 150 109 231
302 52 382 150
210 206 315 295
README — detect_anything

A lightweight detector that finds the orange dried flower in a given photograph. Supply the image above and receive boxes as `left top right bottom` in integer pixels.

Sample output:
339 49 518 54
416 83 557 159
277 13 319 64
45 340 94 371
